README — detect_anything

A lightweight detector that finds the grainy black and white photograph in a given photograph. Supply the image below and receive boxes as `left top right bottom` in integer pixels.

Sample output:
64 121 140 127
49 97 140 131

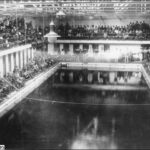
0 0 150 149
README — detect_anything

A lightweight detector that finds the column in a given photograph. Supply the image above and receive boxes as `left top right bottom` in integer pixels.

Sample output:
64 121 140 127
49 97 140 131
139 53 143 62
20 51 23 69
31 48 36 59
30 48 34 60
0 56 4 77
48 43 55 55
87 72 93 84
79 44 83 50
69 44 74 55
5 55 9 74
26 48 29 63
24 50 27 66
28 48 31 60
60 44 64 55
109 72 116 84
88 44 93 56
16 52 19 68
69 72 74 83
98 45 104 53
10 53 15 72
89 44 93 53
30 48 32 60
31 48 34 59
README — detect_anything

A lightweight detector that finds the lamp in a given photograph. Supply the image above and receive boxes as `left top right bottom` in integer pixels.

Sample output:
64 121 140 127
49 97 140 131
56 10 66 18
44 20 60 43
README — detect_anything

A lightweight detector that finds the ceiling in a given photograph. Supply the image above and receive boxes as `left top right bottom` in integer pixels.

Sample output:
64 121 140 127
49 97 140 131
0 0 149 19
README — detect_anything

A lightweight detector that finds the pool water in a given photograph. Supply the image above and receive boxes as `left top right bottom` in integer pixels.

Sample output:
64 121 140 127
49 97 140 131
0 77 150 149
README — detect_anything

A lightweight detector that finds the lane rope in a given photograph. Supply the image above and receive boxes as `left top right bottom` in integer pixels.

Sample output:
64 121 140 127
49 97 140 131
26 97 150 106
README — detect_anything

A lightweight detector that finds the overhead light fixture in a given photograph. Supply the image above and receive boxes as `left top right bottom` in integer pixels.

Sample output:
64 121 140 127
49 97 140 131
56 10 66 18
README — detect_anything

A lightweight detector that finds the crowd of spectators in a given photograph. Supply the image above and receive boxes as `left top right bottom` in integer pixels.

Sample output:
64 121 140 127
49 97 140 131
56 21 150 40
0 53 57 100
0 16 45 50
1 16 150 51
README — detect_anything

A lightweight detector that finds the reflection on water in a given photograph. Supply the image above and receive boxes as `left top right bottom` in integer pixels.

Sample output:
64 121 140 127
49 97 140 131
70 133 117 149
0 78 150 149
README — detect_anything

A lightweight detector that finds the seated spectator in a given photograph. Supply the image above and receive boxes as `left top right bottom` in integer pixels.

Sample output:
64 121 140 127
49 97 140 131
56 21 150 40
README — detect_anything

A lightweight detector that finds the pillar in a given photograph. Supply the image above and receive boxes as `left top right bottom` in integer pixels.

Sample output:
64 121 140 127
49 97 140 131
20 51 23 68
109 72 116 84
0 56 4 77
69 72 74 83
79 44 83 50
30 49 32 60
31 48 34 59
26 48 29 63
93 117 98 137
69 44 74 55
89 44 93 53
88 44 93 56
97 72 103 84
5 55 9 74
48 43 55 55
139 53 143 62
125 55 128 63
98 45 104 52
24 50 27 66
28 48 31 60
87 72 93 83
16 52 19 68
10 53 15 72
60 72 65 83
29 48 34 60
60 44 64 55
